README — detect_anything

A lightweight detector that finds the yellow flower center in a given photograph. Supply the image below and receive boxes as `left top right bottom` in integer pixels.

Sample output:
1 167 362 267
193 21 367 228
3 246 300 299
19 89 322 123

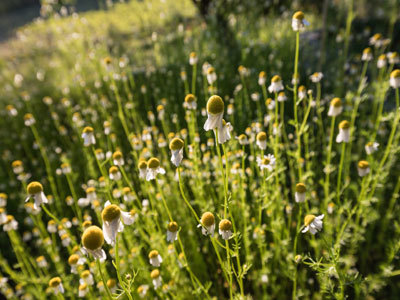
206 95 224 114
201 212 215 227
391 69 400 79
27 181 43 195
293 11 304 20
82 226 104 251
169 138 184 151
296 183 306 193
102 204 121 222
68 254 79 265
219 219 232 231
271 75 281 83
49 277 61 288
168 221 178 232
331 97 342 108
304 215 316 226
82 126 93 134
358 160 369 169
339 120 350 129
185 94 196 103
148 157 160 169
150 269 160 279
149 250 159 258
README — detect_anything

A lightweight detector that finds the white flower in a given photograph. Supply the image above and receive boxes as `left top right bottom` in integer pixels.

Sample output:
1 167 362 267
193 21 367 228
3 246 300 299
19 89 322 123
204 95 224 131
26 182 48 210
219 219 232 240
277 92 287 102
258 72 267 86
327 98 343 117
79 271 94 286
357 161 370 177
377 55 386 69
206 68 217 85
151 270 162 289
257 154 276 172
390 70 400 89
365 142 379 155
0 194 7 207
189 52 198 65
138 285 149 298
3 216 18 231
256 132 267 150
336 121 350 143
268 75 284 93
310 72 323 83
146 158 165 181
217 120 232 144
49 278 64 295
302 214 324 234
102 201 134 246
78 283 89 298
199 212 215 236
361 48 373 61
149 250 163 267
295 183 306 203
81 127 96 146
81 226 107 261
292 11 309 31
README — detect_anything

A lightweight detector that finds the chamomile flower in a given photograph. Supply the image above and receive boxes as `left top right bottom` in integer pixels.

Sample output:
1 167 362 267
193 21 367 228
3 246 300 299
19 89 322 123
82 126 96 146
138 160 148 179
184 94 197 110
68 254 85 274
79 270 94 286
112 151 124 166
219 219 233 240
0 194 7 208
336 120 350 143
25 181 48 209
361 48 373 61
257 154 276 172
237 134 250 145
78 283 89 298
268 75 284 93
36 256 48 268
151 269 162 289
369 33 383 47
377 54 386 69
206 67 217 85
390 69 400 89
81 225 106 260
169 138 184 167
204 95 224 131
107 279 117 293
295 183 306 203
264 98 274 111
24 113 35 126
388 52 399 64
277 91 287 102
310 72 323 83
302 214 324 234
109 166 121 181
12 160 23 174
292 11 309 31
146 158 166 181
101 201 134 246
217 119 232 144
0 208 7 224
256 131 267 150
138 285 149 298
149 250 163 267
357 160 370 177
198 212 215 236
167 221 179 242
298 85 307 100
258 71 267 86
49 277 64 295
189 52 198 65
3 215 18 231
365 141 379 155
327 97 343 117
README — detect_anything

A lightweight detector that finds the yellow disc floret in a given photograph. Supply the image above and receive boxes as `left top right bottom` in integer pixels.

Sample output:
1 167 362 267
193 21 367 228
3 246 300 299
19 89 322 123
296 183 306 193
169 138 184 151
304 215 315 226
82 226 104 251
201 212 215 227
148 158 160 169
206 95 224 115
101 204 121 222
219 219 232 231
27 181 43 195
